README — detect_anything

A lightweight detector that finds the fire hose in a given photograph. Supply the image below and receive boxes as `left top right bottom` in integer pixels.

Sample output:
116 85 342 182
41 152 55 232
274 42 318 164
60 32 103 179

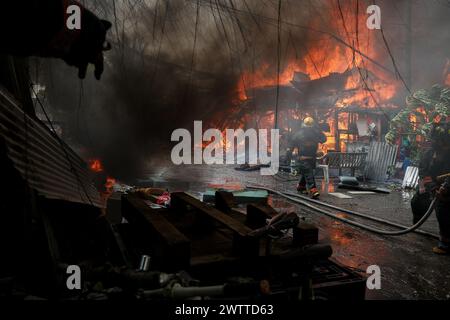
247 184 439 238
281 189 439 238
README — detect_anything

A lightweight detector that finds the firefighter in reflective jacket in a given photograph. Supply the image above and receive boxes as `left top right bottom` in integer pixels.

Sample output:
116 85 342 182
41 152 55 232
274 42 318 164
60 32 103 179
411 121 450 254
290 117 327 199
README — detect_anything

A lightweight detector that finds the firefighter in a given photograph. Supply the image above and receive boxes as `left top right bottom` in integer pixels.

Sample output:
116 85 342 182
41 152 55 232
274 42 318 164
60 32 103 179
411 121 450 254
290 117 327 199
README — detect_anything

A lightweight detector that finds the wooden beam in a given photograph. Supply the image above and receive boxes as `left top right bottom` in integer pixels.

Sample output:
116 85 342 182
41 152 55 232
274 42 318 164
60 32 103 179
122 194 191 271
293 222 319 247
171 192 259 256
171 192 252 237
246 203 278 229
215 191 235 213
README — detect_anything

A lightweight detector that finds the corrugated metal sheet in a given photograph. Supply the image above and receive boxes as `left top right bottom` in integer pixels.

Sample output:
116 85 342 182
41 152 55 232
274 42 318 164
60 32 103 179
402 166 419 189
0 87 104 208
364 141 398 182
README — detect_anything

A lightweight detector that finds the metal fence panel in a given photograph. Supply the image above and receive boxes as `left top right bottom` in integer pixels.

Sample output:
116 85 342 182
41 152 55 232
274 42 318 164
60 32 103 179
402 166 419 189
364 142 398 182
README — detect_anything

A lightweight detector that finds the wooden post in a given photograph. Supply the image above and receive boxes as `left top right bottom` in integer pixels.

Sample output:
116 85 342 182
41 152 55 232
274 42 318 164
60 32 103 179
334 110 340 151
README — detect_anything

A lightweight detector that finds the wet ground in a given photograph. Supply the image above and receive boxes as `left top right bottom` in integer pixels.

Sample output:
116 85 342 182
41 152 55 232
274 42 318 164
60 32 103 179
134 164 450 300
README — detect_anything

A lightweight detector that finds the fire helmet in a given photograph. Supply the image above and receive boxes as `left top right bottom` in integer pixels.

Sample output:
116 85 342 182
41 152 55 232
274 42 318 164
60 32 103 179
303 117 315 127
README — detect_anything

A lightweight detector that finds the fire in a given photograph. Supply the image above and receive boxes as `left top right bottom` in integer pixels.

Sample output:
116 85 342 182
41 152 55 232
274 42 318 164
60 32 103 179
209 2 447 156
238 62 303 100
105 176 116 194
99 176 117 208
225 1 407 153
343 72 397 106
444 59 450 86
88 158 116 198
89 159 103 172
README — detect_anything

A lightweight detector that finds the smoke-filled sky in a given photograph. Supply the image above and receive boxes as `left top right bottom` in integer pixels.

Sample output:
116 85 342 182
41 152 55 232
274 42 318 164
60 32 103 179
37 0 450 180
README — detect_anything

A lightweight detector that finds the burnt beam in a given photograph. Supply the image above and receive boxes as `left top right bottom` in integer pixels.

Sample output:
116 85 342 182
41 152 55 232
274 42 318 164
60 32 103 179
122 194 191 271
292 222 319 247
171 192 259 257
215 190 235 213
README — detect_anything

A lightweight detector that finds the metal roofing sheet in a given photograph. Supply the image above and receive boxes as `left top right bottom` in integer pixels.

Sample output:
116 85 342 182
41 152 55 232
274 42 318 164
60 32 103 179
364 141 398 182
0 87 105 208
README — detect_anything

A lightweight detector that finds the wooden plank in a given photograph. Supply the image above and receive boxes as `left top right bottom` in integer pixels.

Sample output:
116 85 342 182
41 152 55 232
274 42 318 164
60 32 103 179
171 192 259 256
171 192 252 237
122 194 191 270
214 190 235 213
293 222 319 247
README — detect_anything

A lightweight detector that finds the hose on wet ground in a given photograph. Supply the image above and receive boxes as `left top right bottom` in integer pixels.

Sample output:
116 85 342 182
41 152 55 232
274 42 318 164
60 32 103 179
281 190 439 238
246 184 439 239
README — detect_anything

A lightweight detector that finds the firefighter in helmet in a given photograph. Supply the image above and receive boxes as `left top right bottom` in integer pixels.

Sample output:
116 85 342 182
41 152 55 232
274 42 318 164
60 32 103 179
411 120 450 254
290 117 327 199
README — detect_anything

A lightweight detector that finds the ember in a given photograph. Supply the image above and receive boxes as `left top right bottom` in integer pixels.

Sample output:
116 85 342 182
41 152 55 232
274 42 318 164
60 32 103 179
89 159 104 172
89 158 117 196
105 176 116 193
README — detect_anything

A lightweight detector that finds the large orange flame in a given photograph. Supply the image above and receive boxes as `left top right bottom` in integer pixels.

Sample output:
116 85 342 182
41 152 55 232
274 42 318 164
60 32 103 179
227 1 406 153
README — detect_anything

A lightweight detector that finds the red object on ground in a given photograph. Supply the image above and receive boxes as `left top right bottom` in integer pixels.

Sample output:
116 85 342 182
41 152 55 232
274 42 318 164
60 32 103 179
156 191 171 206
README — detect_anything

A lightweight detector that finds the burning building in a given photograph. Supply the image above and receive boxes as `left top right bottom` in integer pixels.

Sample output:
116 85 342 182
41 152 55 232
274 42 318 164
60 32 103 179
234 67 396 153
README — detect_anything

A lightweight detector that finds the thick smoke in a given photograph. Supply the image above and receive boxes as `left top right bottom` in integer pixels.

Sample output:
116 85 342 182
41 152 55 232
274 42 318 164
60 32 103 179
39 0 450 181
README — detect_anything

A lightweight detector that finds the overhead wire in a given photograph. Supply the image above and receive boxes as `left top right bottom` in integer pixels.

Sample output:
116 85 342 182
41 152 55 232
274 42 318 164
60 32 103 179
184 0 201 102
336 0 390 121
274 0 282 130
190 0 396 76
374 0 412 94
214 0 236 72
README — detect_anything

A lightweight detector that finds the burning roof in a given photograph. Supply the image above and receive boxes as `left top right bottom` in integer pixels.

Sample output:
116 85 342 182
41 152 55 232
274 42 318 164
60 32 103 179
241 67 390 112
